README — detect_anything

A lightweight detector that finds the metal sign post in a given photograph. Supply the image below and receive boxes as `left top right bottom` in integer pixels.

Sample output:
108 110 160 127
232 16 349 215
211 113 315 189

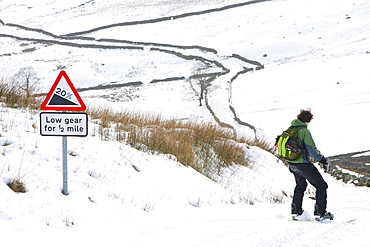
62 135 68 195
40 112 88 195
40 70 87 196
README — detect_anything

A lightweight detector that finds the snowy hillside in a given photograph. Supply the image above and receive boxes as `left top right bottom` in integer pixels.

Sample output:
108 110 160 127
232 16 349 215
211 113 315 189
1 0 370 246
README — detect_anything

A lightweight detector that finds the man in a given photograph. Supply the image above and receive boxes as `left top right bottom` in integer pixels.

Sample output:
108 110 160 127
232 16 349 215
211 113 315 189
288 109 334 221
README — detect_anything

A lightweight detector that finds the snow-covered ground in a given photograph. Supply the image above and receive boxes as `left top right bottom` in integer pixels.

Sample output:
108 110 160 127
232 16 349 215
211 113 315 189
0 0 369 246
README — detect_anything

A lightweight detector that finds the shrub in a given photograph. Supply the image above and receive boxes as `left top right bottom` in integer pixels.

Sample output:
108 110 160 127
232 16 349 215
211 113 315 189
7 178 27 193
0 67 42 109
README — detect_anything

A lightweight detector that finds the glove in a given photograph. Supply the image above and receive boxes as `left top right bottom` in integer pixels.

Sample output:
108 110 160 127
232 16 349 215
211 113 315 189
323 163 329 173
320 156 328 164
319 157 329 173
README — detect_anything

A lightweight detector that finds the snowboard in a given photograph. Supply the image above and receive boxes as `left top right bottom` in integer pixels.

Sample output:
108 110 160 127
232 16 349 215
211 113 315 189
291 218 333 223
291 218 357 224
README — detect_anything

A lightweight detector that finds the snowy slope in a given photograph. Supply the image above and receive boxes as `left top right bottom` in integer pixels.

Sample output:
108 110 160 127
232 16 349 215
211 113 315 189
0 0 370 246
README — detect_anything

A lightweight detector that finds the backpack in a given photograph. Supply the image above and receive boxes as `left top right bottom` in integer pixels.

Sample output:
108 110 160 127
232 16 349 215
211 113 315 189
275 125 306 161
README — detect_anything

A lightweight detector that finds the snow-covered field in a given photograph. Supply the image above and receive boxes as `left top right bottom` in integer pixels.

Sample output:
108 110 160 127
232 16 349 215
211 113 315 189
0 0 369 246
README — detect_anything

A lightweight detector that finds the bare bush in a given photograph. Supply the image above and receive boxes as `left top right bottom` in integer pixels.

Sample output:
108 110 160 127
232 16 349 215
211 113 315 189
0 67 42 109
187 67 215 106
13 66 39 99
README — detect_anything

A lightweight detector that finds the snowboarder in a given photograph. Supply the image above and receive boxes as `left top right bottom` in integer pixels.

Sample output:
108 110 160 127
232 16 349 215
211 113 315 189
288 109 334 221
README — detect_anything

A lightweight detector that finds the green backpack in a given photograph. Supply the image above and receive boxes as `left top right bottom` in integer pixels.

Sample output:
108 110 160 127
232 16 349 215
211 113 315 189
276 125 306 161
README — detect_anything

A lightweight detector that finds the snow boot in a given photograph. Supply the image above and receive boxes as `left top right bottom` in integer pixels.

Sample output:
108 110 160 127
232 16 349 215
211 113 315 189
292 210 305 220
315 212 334 222
313 204 334 222
291 203 304 220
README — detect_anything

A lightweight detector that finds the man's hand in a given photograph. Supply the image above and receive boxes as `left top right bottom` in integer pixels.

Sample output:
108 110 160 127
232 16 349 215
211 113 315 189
320 157 329 173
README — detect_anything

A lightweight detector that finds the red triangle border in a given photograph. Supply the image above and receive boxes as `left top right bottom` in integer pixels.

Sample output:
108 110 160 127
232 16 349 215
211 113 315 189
41 70 86 111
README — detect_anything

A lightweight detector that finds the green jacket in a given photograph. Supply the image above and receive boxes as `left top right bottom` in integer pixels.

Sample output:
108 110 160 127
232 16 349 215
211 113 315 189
289 119 323 163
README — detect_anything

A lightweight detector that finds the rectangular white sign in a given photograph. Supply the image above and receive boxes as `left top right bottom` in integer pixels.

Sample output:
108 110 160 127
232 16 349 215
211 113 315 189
40 112 88 137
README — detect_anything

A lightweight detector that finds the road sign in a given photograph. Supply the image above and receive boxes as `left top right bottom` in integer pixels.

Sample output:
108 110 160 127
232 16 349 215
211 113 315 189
41 70 86 111
40 112 88 137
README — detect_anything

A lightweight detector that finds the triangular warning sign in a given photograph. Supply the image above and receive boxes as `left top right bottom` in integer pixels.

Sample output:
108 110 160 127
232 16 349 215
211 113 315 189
41 70 86 111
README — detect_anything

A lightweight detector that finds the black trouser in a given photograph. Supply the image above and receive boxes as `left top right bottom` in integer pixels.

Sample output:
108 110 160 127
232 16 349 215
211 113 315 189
288 162 328 216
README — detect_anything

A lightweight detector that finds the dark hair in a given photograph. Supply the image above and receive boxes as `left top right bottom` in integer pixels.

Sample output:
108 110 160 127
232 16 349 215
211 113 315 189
297 109 313 123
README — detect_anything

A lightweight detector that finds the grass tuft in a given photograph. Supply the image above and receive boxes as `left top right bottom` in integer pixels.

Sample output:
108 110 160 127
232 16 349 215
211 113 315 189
7 179 27 193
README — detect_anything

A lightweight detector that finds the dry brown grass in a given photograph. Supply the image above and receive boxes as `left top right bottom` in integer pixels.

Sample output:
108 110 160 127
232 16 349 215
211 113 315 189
0 76 42 109
248 136 274 153
7 179 27 193
87 107 269 180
